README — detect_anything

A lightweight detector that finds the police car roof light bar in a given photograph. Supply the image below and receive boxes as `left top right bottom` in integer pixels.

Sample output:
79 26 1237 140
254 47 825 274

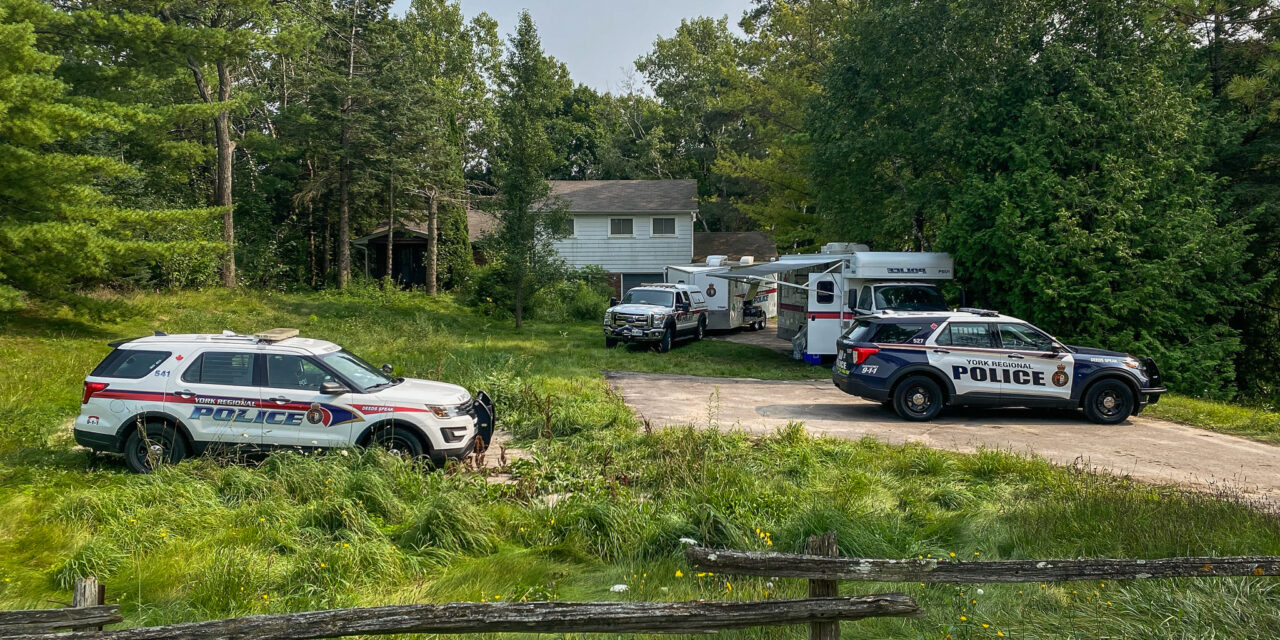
957 307 1000 317
254 328 300 342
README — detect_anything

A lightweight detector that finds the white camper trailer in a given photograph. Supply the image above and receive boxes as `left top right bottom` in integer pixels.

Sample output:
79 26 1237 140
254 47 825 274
717 243 954 361
666 256 778 331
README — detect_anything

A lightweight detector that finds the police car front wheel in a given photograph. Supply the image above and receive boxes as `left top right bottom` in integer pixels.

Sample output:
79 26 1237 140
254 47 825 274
370 426 425 458
1083 380 1134 425
123 421 188 474
893 375 944 421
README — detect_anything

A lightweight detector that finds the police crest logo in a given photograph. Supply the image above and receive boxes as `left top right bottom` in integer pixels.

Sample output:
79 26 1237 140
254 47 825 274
705 283 716 297
1052 364 1070 387
306 403 325 425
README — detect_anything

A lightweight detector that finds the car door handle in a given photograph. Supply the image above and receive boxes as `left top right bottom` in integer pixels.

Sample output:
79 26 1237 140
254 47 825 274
268 396 290 404
173 390 195 399
933 349 951 354
1007 353 1025 359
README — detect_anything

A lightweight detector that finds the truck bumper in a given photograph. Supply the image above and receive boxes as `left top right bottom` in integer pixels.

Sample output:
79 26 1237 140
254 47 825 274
604 326 666 342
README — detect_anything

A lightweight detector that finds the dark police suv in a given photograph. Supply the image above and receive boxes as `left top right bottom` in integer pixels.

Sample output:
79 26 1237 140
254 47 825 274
831 309 1165 424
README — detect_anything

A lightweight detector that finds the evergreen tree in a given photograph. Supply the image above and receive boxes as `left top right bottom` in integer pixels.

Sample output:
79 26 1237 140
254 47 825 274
0 0 219 309
491 10 571 327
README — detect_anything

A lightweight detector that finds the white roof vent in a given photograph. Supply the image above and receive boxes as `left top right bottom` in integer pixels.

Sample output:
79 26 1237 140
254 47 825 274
706 255 728 267
739 256 754 265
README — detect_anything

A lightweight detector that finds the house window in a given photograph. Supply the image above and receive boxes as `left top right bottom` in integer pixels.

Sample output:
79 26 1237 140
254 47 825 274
563 217 575 236
651 217 676 236
610 218 633 236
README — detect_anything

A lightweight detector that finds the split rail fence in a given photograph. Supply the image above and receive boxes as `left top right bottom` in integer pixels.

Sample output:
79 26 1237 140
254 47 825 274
3 533 1279 640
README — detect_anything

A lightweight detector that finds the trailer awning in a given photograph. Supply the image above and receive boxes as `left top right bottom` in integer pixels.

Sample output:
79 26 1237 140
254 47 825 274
710 257 841 282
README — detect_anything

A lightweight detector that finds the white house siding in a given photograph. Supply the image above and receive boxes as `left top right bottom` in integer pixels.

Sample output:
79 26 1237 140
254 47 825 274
553 212 694 273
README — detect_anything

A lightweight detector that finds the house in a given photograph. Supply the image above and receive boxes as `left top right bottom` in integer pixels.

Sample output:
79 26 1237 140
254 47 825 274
544 179 698 294
353 209 497 285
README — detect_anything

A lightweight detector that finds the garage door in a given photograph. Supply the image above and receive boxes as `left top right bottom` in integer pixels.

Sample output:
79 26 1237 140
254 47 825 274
622 273 664 294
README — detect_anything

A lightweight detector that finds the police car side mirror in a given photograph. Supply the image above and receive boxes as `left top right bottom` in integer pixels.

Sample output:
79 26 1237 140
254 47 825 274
380 363 394 374
320 381 350 395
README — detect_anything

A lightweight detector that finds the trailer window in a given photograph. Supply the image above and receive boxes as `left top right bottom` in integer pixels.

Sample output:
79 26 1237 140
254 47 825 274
874 285 947 311
816 280 835 305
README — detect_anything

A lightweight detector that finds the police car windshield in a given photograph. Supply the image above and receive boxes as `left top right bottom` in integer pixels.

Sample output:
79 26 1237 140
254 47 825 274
874 285 947 311
319 350 394 391
622 289 675 307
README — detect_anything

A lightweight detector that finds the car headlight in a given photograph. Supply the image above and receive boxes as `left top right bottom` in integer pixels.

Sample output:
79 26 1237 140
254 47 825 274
605 311 614 324
428 403 470 418
1123 357 1142 370
651 313 667 326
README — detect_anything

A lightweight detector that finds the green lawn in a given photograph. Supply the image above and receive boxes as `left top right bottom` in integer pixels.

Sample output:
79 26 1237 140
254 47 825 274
1 289 1278 639
1149 395 1280 445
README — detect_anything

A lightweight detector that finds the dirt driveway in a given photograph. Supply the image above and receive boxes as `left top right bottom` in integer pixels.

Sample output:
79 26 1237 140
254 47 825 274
605 371 1280 505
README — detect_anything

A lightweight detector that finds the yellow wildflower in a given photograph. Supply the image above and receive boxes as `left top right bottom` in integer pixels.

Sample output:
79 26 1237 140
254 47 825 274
675 570 683 578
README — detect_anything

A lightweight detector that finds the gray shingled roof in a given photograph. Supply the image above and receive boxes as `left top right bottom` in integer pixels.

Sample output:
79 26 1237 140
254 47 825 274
354 209 499 244
545 180 698 212
693 232 779 263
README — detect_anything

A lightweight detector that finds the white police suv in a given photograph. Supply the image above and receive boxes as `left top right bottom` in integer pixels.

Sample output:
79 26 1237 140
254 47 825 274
74 329 494 473
831 309 1166 424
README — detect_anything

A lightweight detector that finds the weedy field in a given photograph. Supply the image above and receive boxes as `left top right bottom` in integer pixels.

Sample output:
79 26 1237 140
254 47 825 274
1 289 1279 639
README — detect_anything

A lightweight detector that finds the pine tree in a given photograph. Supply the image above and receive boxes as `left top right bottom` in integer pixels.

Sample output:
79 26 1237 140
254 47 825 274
0 0 220 309
491 10 571 327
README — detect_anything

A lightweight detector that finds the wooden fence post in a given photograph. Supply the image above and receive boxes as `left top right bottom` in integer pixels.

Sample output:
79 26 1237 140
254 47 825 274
71 577 104 632
805 532 839 640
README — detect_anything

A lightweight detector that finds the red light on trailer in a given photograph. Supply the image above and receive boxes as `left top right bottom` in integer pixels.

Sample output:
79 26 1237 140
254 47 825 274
852 347 880 365
82 381 109 404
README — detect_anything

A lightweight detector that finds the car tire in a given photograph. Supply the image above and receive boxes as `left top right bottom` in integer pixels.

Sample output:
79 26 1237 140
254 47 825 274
658 325 674 353
123 421 188 474
1083 379 1134 425
892 375 944 422
371 424 425 458
695 318 706 341
605 337 619 349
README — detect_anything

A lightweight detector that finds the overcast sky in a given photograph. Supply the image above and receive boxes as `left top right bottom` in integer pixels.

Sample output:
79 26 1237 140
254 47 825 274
390 0 750 93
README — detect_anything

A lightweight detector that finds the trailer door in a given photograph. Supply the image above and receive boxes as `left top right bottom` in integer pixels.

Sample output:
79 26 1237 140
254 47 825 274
806 273 843 356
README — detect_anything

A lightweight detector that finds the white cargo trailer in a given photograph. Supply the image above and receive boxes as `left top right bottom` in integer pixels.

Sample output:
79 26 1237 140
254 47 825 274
717 243 954 361
665 256 777 331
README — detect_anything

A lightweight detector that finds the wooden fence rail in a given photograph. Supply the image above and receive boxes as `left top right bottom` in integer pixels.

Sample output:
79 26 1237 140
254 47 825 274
1 596 919 640
685 547 1280 583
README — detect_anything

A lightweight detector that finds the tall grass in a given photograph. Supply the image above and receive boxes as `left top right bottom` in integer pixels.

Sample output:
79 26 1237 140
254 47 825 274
0 290 1278 639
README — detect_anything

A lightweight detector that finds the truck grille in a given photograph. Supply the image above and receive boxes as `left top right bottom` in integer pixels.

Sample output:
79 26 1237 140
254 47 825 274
614 313 648 327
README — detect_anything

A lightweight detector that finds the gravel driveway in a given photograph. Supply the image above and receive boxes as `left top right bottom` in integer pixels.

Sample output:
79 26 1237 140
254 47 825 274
605 371 1280 505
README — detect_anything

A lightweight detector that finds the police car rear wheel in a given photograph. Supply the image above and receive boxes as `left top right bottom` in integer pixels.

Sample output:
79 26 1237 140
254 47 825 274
123 421 187 474
695 318 705 340
371 426 424 458
1083 380 1133 425
893 376 943 421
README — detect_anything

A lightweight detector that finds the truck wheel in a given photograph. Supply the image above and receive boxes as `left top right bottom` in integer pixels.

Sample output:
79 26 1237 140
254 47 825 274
123 421 187 474
695 318 706 341
371 425 425 458
605 337 619 348
657 325 674 353
1083 380 1134 425
892 375 944 422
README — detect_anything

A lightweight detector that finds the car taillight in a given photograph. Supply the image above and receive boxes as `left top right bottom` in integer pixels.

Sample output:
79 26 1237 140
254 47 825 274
852 347 879 365
82 381 109 404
